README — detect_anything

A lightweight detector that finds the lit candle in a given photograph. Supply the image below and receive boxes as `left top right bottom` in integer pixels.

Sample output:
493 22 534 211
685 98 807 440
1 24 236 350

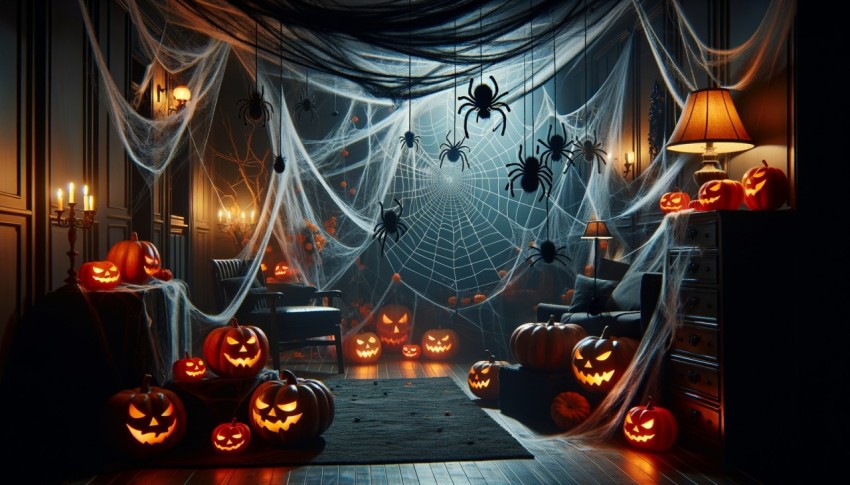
68 182 74 204
83 185 89 210
218 210 223 223
56 188 63 212
88 194 94 212
250 210 255 223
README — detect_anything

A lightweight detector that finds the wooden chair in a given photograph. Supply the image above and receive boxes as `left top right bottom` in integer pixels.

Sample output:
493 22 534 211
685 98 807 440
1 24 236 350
210 258 344 373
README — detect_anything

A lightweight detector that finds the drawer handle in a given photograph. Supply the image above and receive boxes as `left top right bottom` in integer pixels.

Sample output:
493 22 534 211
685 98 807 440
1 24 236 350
687 261 700 274
686 227 698 241
688 408 702 420
687 371 700 383
687 334 701 346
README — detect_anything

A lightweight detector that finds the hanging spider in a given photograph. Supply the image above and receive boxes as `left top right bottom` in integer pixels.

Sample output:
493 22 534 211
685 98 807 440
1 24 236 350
372 199 409 258
439 131 470 171
527 239 571 266
273 154 285 174
237 84 274 126
537 122 574 172
457 75 511 138
293 89 319 121
504 145 553 202
567 131 608 174
399 131 421 151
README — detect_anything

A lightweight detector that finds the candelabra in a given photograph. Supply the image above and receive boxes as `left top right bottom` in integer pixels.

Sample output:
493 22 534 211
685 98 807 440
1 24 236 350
52 202 96 287
218 217 256 248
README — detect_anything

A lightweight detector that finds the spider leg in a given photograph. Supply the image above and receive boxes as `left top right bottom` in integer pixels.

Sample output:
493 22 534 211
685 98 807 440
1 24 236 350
460 152 469 171
462 109 475 138
394 199 403 215
494 108 508 136
380 235 386 258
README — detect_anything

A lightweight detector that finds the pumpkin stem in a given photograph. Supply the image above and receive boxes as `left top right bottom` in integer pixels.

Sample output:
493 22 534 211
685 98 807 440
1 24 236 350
130 231 139 241
184 350 191 359
141 373 152 393
645 395 655 408
486 349 495 362
600 326 610 339
281 368 298 384
229 317 239 328
761 159 769 167
547 315 556 326
231 417 238 426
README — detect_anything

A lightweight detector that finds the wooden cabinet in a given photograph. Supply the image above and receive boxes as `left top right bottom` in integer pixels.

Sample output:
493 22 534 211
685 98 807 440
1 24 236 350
664 210 798 482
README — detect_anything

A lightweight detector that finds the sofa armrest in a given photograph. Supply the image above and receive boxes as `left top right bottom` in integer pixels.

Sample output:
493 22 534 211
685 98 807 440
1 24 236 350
314 289 343 306
536 303 573 323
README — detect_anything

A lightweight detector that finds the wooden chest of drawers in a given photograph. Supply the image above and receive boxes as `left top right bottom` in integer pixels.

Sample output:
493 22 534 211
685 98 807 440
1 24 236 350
664 210 798 482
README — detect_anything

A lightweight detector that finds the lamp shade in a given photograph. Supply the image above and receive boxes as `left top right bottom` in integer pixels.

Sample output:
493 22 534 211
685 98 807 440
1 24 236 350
580 220 612 240
666 88 754 154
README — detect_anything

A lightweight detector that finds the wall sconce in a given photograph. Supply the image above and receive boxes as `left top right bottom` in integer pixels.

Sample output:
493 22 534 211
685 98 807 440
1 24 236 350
156 84 167 103
218 200 256 247
622 151 635 177
172 85 191 112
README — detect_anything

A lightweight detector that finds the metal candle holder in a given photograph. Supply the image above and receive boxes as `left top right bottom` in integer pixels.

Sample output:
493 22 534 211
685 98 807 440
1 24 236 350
52 202 96 287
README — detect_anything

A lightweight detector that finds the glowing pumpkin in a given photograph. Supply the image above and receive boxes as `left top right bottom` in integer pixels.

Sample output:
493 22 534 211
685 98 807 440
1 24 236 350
375 303 411 353
202 318 269 378
571 326 639 393
401 344 421 359
343 330 382 364
106 232 161 284
741 159 789 211
659 188 691 214
467 350 510 402
273 261 299 282
171 350 206 383
623 396 678 451
509 315 588 372
421 327 460 361
551 391 591 430
78 260 121 291
102 373 187 458
697 179 744 211
211 417 252 454
249 369 335 446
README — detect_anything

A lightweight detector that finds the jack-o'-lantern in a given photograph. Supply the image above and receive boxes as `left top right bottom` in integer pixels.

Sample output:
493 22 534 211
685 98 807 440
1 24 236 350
623 396 678 451
344 330 382 364
273 261 299 282
249 369 335 446
102 374 187 458
509 315 588 372
202 318 269 378
741 159 789 211
78 260 121 291
421 327 460 361
375 303 411 352
659 188 691 214
172 350 206 383
106 232 162 284
697 179 744 211
571 326 639 393
401 343 421 359
211 417 252 454
467 350 509 401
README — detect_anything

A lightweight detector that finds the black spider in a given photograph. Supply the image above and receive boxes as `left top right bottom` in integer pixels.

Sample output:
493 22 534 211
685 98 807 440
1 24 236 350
457 75 511 138
566 132 608 174
237 85 274 126
504 145 553 202
538 122 574 172
273 154 285 174
439 131 470 171
527 239 571 266
373 199 409 258
293 90 319 121
399 131 421 151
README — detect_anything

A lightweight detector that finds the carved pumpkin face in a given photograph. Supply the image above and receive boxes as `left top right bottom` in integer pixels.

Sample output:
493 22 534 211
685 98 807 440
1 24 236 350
571 327 639 393
697 179 744 211
78 260 121 290
467 351 509 401
623 397 679 451
401 344 421 359
375 304 411 352
249 369 335 446
344 331 382 364
741 159 789 211
273 261 298 282
106 232 161 284
212 418 252 454
202 318 269 378
102 374 187 458
421 328 460 360
172 351 206 383
659 189 691 214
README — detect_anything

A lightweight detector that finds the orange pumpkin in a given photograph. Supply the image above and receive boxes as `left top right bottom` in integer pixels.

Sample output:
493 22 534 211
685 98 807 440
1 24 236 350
202 318 269 378
172 350 206 383
375 303 411 353
211 417 252 454
571 326 639 393
78 260 121 291
741 159 789 210
401 343 421 359
551 391 592 430
509 315 588 372
623 396 678 451
344 330 382 364
697 179 744 211
467 350 509 401
273 261 299 282
106 232 161 284
421 327 460 361
659 188 691 214
249 369 335 446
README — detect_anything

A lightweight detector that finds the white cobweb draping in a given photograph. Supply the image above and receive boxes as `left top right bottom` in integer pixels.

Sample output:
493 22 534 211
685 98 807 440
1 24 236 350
77 0 796 444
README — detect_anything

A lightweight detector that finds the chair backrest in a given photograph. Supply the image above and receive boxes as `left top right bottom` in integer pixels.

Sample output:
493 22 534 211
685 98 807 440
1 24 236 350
210 259 265 313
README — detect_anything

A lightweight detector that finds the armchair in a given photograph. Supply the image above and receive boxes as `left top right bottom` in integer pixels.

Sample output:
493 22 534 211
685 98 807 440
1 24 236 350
210 258 344 373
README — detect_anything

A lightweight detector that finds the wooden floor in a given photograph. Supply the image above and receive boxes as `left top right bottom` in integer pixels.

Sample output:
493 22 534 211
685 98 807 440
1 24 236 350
69 353 764 485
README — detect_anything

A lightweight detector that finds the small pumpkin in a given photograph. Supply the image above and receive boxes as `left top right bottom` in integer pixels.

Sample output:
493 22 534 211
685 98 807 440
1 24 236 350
78 260 121 291
421 327 460 361
467 350 510 402
344 330 382 364
273 261 299 282
571 326 639 393
211 417 252 454
249 369 335 446
375 303 411 353
741 159 789 210
171 350 206 383
697 179 744 211
688 199 705 211
106 232 162 284
102 373 187 459
202 318 269 378
659 188 691 214
154 268 173 281
551 391 592 431
509 315 588 372
401 343 421 359
623 396 678 451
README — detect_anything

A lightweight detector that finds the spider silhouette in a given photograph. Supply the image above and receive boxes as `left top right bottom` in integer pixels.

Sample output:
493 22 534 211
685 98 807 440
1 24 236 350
293 90 319 121
527 239 571 266
504 145 553 202
237 85 274 126
273 154 285 174
373 199 409 258
439 131 470 171
457 75 511 138
537 122 574 172
399 131 420 151
567 132 608 174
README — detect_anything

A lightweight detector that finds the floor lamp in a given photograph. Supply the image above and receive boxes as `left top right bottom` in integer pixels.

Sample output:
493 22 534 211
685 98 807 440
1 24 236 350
581 219 613 315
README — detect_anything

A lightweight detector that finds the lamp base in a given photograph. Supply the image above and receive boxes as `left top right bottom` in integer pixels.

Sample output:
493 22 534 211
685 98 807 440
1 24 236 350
693 159 728 187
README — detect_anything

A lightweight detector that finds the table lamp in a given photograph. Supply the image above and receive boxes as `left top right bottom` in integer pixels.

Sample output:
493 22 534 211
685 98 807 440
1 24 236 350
581 219 613 315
